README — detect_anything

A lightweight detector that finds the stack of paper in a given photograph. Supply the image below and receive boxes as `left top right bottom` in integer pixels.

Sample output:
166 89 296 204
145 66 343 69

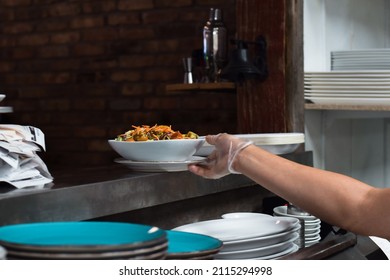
0 125 53 189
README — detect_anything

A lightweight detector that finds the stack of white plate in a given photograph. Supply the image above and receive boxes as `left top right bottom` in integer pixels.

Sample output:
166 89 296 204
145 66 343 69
195 133 305 156
273 206 321 247
304 70 390 106
331 49 390 71
165 230 223 260
0 221 167 260
173 213 300 260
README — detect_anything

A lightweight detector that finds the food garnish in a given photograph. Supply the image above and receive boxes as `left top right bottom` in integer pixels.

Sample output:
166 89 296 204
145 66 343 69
115 124 199 141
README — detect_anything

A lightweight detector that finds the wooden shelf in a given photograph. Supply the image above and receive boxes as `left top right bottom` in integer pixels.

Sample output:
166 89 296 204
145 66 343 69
165 82 236 93
305 103 390 111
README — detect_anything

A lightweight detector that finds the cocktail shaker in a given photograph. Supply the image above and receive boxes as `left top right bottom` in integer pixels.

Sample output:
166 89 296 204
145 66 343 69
202 8 227 82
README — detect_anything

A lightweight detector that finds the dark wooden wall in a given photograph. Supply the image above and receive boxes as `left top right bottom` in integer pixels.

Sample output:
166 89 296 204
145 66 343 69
236 0 304 134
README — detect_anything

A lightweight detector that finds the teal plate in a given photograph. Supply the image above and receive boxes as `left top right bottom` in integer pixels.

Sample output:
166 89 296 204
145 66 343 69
0 221 166 253
166 230 222 258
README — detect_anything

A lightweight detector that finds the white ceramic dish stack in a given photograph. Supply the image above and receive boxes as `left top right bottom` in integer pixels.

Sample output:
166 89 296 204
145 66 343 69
304 70 390 106
173 213 301 260
306 49 390 106
273 206 321 247
331 49 390 71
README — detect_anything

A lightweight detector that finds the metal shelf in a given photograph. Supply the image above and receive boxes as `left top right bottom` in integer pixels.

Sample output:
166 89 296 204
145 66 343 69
305 103 390 111
165 82 235 93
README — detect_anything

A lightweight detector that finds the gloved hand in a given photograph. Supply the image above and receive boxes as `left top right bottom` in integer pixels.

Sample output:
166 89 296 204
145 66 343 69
188 133 253 179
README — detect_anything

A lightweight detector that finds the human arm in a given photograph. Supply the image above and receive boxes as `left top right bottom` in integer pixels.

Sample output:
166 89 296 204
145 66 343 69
188 133 390 239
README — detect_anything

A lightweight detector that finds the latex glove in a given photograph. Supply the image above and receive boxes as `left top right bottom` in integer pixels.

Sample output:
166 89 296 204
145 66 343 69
188 133 253 179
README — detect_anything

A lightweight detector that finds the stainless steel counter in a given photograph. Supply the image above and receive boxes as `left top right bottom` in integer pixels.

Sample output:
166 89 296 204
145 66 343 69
0 152 313 227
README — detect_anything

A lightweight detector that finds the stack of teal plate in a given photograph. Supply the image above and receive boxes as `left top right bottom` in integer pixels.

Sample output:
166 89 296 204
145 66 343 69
166 230 222 260
0 221 167 260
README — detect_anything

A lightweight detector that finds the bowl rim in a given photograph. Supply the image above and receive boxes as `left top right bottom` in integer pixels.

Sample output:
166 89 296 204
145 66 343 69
108 138 204 143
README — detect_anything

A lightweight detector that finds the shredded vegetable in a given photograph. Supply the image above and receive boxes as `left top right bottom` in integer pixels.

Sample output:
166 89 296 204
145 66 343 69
115 124 199 141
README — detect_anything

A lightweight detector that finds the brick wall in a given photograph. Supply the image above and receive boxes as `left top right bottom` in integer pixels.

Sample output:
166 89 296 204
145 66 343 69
0 0 237 170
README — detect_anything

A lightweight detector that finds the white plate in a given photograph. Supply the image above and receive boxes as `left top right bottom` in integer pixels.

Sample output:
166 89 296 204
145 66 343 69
305 93 390 98
273 206 318 221
253 244 299 260
0 106 13 113
306 97 390 106
173 217 299 242
221 212 274 219
195 133 304 156
221 226 300 252
304 219 321 225
305 235 321 243
305 225 321 233
305 229 321 238
215 234 298 259
114 156 206 172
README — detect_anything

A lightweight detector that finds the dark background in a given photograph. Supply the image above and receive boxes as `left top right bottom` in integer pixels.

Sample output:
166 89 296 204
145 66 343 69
0 0 237 170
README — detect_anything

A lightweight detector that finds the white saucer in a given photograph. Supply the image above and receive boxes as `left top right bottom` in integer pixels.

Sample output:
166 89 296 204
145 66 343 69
173 217 298 242
273 206 318 220
115 156 206 172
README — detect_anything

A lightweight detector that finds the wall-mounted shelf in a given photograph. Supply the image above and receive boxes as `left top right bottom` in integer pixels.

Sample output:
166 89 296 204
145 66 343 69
165 82 236 93
305 103 390 111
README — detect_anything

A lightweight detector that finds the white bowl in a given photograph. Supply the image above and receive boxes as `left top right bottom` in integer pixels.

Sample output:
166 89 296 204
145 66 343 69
108 138 205 162
221 212 273 219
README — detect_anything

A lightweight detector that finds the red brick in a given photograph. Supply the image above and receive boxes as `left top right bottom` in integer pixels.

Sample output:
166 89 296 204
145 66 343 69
51 31 80 44
0 62 14 72
47 2 81 17
72 44 106 56
38 45 69 58
142 39 179 53
121 83 154 96
2 0 31 6
74 126 107 138
107 13 141 26
72 99 107 111
142 10 179 24
36 20 68 32
40 73 71 84
111 71 141 82
109 98 142 110
143 97 179 110
118 0 154 11
82 1 117 13
39 99 71 111
155 0 192 8
119 55 155 68
17 33 50 46
70 16 104 29
11 47 34 59
118 27 155 40
0 37 15 47
82 28 118 42
143 68 178 82
2 22 33 34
